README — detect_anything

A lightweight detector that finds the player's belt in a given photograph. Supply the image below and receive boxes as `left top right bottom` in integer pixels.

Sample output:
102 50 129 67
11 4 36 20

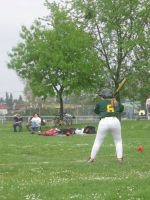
101 116 117 119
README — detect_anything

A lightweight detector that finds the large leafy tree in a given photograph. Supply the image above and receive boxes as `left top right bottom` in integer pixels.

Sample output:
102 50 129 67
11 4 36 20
8 3 101 118
65 0 150 102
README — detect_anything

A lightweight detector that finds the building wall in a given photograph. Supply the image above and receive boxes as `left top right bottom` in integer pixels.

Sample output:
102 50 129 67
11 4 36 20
0 109 8 115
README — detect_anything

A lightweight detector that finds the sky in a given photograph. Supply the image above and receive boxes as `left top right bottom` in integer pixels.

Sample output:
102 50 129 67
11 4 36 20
0 0 57 99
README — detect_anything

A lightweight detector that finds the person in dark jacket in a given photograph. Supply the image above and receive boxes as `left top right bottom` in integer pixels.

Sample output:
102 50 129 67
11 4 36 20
13 113 23 132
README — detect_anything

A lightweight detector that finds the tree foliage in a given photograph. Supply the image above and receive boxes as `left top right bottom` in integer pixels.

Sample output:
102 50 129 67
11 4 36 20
8 2 102 117
0 92 23 108
65 0 150 102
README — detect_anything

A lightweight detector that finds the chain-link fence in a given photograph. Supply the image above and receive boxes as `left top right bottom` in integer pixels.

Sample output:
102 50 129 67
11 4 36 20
0 115 100 125
0 100 148 125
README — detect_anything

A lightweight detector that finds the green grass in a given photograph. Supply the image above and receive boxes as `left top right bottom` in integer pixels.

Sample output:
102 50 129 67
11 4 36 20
0 120 150 200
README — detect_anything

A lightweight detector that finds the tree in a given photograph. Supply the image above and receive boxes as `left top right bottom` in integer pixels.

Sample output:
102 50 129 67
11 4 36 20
8 2 101 118
18 95 23 103
0 98 4 103
5 92 13 108
65 0 150 102
5 92 9 105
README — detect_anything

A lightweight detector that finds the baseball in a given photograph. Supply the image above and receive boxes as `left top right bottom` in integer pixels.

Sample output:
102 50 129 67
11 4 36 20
137 145 144 152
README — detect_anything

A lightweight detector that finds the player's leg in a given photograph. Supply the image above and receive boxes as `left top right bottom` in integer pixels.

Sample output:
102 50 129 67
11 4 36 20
148 108 150 120
111 118 123 161
146 107 150 120
88 119 108 162
13 123 17 132
19 123 22 132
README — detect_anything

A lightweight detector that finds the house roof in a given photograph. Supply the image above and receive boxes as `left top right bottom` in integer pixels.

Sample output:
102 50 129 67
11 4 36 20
0 104 8 109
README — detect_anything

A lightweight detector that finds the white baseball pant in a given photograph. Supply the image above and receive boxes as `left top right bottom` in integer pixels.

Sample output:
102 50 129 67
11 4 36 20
90 116 123 160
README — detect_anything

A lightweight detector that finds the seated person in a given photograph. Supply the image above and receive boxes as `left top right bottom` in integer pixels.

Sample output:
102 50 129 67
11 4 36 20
13 114 23 132
30 113 41 134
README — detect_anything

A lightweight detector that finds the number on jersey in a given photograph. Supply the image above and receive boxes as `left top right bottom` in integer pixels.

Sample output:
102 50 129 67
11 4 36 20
107 104 114 112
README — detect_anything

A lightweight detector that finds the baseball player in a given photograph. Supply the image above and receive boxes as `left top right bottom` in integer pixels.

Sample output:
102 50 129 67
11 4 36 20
88 88 124 163
146 95 150 120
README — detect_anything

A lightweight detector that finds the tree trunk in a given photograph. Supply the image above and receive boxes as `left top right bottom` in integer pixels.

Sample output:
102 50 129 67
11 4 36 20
58 92 64 120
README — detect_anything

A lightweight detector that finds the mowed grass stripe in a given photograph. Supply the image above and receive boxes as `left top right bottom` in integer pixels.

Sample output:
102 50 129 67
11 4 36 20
0 120 150 200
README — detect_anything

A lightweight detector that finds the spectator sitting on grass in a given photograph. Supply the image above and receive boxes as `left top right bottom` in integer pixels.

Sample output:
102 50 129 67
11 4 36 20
30 113 41 134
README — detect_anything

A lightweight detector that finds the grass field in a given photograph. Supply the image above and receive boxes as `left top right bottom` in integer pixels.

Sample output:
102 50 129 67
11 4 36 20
0 120 150 200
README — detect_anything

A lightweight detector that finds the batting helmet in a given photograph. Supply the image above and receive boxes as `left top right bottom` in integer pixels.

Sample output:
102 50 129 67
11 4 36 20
99 88 113 99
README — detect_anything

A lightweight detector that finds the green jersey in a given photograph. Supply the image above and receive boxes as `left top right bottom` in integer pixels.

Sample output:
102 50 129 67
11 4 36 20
94 99 124 119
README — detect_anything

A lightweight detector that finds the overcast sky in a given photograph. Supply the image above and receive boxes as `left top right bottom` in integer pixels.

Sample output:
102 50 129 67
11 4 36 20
0 0 57 99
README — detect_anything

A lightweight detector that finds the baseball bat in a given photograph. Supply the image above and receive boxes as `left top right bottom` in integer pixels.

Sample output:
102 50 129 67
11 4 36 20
114 78 127 96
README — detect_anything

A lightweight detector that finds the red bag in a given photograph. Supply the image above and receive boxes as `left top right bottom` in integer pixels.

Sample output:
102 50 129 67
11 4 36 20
41 129 58 136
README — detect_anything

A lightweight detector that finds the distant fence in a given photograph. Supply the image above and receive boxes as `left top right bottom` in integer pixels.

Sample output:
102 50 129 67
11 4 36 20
0 112 148 125
0 100 147 124
0 115 99 125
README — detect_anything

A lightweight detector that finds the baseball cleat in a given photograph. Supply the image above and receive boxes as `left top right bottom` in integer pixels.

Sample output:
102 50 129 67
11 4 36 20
87 157 95 163
117 158 123 163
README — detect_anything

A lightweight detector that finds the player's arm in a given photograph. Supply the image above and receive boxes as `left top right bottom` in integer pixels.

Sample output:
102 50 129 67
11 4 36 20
118 103 124 112
94 103 100 114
